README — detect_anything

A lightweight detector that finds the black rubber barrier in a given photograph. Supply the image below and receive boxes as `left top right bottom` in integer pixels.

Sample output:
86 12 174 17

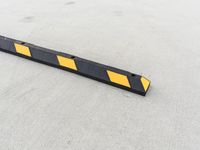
0 35 150 96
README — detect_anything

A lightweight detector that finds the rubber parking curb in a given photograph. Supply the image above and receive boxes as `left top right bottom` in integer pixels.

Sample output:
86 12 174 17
0 35 150 96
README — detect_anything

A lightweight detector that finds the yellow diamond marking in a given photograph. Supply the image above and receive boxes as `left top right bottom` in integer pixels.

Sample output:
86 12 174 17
14 43 31 57
107 70 131 88
57 55 77 71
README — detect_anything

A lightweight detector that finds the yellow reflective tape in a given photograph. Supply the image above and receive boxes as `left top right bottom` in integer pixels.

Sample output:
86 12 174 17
107 70 131 88
141 77 150 91
14 43 31 57
57 55 77 71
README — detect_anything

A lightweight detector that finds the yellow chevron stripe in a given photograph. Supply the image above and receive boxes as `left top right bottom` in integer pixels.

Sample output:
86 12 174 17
141 77 150 91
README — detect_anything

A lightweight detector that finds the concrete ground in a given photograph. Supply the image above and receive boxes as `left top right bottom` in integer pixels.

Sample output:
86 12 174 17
0 0 200 149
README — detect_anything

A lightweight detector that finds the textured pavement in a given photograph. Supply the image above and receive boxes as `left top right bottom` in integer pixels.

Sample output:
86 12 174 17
0 0 200 149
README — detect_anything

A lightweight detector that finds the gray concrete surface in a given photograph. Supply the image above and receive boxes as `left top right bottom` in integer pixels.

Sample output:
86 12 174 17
0 0 200 149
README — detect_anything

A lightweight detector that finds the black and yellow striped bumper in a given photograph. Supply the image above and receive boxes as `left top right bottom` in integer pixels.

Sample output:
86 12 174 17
0 35 150 96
